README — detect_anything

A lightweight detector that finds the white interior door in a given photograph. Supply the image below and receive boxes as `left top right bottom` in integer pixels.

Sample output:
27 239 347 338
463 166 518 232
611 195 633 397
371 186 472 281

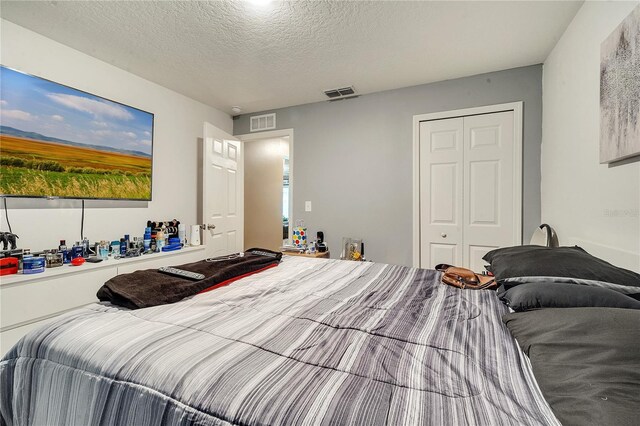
463 111 516 271
419 118 464 268
202 122 244 258
419 109 521 270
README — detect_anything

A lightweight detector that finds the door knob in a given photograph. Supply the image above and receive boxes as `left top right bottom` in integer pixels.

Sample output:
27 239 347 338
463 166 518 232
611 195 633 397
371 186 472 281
200 224 216 230
441 233 447 238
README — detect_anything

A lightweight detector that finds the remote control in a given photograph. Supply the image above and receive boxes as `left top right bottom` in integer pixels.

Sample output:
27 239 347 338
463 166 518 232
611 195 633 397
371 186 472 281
158 267 205 281
249 250 279 258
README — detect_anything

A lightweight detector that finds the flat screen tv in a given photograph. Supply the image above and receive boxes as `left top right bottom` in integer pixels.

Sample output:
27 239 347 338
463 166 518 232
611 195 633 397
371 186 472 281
0 65 154 201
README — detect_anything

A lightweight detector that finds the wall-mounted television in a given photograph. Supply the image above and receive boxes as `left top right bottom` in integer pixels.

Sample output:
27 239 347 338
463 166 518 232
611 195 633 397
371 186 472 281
0 65 154 201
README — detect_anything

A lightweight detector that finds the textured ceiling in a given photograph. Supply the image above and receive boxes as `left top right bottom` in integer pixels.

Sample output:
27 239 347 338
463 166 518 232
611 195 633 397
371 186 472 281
1 1 582 115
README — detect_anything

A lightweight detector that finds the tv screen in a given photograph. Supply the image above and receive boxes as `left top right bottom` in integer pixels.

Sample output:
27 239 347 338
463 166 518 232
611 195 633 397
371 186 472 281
0 65 154 201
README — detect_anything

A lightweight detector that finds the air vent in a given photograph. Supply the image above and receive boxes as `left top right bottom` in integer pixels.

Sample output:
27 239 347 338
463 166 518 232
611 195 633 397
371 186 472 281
323 86 357 101
250 113 276 132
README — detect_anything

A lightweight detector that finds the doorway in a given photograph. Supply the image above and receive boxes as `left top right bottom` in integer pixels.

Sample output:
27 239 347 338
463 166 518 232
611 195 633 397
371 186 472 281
238 129 294 251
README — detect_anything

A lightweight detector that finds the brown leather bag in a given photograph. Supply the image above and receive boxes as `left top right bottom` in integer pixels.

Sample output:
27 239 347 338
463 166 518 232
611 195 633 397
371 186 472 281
435 264 497 290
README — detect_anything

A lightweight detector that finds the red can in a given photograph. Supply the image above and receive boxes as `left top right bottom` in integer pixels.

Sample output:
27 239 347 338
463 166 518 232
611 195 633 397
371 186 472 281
0 257 19 276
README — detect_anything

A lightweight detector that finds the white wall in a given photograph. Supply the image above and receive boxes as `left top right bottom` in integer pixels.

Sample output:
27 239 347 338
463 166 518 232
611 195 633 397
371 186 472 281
542 2 640 271
0 20 232 250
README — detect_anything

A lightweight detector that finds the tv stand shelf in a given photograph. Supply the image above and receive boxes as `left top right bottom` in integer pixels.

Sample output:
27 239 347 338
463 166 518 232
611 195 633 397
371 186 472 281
0 245 205 286
0 245 206 355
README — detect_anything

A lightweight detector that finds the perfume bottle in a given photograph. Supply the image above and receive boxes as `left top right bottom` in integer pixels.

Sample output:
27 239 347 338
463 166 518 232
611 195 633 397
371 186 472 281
82 238 90 258
59 239 70 264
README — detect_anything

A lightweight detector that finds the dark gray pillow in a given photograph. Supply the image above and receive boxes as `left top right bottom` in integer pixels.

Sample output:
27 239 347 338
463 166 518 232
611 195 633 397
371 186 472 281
497 282 640 311
503 308 640 426
483 245 640 288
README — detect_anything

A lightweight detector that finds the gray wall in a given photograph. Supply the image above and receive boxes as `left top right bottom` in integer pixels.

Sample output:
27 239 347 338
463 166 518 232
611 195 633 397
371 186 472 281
234 65 542 266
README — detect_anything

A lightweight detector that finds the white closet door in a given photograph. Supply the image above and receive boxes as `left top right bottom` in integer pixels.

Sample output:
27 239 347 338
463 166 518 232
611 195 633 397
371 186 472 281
419 118 463 268
418 109 520 271
463 111 515 271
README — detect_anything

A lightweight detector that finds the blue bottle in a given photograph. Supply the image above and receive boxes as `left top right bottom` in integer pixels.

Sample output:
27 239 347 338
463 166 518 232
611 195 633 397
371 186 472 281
143 227 151 252
71 243 83 259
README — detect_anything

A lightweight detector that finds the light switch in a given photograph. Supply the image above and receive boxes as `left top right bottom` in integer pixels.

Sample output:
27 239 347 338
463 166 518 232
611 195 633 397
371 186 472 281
305 201 312 212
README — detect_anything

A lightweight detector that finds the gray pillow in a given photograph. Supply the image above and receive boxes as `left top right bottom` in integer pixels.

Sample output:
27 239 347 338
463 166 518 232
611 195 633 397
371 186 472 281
483 246 640 293
503 308 640 426
497 282 640 311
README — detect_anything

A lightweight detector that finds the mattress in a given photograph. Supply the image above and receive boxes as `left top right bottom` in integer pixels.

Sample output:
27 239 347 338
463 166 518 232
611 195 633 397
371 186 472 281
0 256 559 425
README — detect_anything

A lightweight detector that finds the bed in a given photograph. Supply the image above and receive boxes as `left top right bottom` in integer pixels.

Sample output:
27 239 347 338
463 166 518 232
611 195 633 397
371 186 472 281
1 256 560 425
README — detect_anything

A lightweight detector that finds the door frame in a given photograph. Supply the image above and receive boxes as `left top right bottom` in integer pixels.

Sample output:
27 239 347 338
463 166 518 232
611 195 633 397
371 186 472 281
236 128 295 241
412 102 523 268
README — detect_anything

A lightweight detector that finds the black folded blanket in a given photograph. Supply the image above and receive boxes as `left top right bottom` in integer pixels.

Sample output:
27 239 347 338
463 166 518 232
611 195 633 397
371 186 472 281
97 248 282 309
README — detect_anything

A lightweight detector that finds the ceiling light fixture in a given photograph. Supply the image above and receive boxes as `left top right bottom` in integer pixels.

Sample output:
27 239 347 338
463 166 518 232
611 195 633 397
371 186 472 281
248 0 272 6
231 106 242 114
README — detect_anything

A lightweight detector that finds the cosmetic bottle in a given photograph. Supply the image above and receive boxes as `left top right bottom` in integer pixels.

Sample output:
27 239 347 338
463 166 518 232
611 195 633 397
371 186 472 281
82 238 91 258
71 242 83 259
178 224 186 246
143 228 151 252
59 239 70 264
156 231 165 251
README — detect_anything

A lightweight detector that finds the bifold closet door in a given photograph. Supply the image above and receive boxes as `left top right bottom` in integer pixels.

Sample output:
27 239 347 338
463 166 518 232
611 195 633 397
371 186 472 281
463 111 515 272
419 117 464 268
419 110 518 270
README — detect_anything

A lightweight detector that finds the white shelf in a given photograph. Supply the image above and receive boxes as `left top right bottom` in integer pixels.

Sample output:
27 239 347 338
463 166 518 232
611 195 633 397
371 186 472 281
1 244 209 355
0 245 206 287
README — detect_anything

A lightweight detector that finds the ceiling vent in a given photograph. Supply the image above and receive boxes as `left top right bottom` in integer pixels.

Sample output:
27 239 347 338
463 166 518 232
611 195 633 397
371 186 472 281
250 113 276 132
323 86 358 101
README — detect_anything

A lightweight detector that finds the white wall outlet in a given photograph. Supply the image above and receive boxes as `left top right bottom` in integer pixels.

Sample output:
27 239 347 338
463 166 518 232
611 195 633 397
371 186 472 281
305 201 312 212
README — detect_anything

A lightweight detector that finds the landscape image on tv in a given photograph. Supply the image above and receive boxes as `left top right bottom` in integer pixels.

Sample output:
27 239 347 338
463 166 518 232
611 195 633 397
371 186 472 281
0 66 153 200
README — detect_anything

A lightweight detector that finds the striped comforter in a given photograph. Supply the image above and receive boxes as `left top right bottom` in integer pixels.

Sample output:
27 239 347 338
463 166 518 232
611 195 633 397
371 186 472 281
0 257 559 425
